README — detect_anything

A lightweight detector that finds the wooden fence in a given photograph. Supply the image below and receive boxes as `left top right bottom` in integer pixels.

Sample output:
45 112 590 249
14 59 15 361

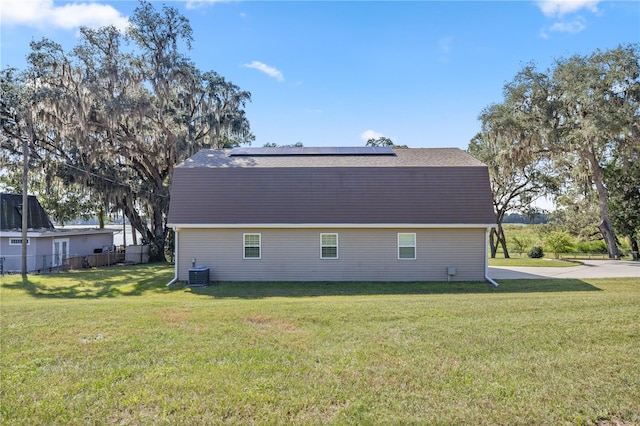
63 251 126 271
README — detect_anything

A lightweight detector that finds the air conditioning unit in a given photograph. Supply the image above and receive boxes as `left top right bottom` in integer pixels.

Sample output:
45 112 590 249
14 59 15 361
188 266 210 286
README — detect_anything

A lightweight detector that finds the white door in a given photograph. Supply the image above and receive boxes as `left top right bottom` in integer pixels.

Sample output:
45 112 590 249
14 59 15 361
53 239 69 267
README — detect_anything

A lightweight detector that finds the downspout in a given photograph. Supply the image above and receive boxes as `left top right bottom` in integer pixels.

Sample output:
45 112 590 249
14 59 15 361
166 228 179 286
485 227 499 287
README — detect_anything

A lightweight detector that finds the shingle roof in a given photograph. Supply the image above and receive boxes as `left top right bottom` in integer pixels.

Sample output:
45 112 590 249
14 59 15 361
178 147 487 169
168 148 496 226
0 193 54 231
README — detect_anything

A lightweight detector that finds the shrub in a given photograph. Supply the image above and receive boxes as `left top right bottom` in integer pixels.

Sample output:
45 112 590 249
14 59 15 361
510 235 531 257
546 231 574 259
575 240 608 254
528 246 544 258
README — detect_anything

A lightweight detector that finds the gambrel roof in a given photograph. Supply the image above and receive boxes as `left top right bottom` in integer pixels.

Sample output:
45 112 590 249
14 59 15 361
0 193 54 231
168 147 496 226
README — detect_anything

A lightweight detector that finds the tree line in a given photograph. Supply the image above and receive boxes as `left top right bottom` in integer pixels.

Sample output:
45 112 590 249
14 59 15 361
469 44 639 259
1 1 253 261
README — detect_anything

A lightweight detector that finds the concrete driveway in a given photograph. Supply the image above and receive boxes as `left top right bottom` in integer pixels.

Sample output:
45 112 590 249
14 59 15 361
488 259 640 280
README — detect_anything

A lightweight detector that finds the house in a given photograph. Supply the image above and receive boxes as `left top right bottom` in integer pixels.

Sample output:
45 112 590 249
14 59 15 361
0 193 115 273
167 147 497 283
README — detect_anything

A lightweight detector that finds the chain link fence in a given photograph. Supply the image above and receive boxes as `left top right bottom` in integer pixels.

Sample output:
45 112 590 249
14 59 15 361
1 250 127 275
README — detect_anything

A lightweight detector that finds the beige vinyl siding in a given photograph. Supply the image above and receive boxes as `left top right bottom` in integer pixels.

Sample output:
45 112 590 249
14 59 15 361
177 227 487 282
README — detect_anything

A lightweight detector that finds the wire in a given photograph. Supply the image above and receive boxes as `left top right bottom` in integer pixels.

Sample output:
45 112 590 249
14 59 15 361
60 161 169 198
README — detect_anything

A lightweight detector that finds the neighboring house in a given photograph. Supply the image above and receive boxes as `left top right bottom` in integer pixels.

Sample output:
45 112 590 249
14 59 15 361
167 147 497 283
0 193 115 273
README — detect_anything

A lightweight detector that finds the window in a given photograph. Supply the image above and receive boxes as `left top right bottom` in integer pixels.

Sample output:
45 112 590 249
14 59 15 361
9 238 29 245
321 233 338 259
243 233 261 259
398 233 416 259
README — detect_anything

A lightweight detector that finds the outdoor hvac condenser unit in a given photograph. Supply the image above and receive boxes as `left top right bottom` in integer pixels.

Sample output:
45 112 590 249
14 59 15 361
188 266 210 286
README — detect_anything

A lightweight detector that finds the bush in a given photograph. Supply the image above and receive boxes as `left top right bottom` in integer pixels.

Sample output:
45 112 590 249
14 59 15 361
510 235 531 257
575 240 608 254
546 231 574 259
528 246 544 258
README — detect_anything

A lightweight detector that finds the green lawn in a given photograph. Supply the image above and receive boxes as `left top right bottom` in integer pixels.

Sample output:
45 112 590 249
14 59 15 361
2 264 639 425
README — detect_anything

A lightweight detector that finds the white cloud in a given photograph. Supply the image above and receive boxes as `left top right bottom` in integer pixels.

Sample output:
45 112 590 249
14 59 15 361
537 1 598 38
243 61 285 82
536 0 600 18
1 0 129 31
540 15 587 38
185 0 232 11
360 130 384 141
549 17 587 33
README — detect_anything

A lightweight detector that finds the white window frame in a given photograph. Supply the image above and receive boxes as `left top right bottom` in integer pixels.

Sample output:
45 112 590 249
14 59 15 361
9 238 30 245
398 233 416 260
243 233 261 259
320 233 338 259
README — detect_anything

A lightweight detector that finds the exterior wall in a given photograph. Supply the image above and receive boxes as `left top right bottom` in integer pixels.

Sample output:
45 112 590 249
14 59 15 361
176 227 487 282
0 233 114 273
67 233 114 257
31 236 50 271
1 235 44 272
0 237 25 272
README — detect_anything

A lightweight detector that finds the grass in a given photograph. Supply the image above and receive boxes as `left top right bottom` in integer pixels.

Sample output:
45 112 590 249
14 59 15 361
2 264 639 425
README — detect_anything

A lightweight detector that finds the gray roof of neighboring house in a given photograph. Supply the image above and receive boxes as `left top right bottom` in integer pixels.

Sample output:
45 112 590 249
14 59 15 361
168 147 496 226
0 193 54 231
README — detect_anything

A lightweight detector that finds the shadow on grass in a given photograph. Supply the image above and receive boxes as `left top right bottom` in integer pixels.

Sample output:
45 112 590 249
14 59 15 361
186 279 602 299
1 263 176 299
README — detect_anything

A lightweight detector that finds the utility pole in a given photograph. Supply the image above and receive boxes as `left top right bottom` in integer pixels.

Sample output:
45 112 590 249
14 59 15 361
21 109 35 276
21 136 28 276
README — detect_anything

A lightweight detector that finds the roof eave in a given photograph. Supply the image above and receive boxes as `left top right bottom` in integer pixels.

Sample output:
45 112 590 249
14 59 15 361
169 223 497 229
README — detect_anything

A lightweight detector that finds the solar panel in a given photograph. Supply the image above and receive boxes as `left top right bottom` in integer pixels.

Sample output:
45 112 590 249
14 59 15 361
228 147 396 156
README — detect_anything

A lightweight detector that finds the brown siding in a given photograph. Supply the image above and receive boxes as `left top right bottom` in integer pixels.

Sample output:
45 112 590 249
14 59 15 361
168 167 495 225
177 227 487 282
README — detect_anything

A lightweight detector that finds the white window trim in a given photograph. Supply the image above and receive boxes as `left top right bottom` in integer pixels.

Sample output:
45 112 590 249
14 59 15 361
398 232 416 260
9 238 30 245
243 233 261 259
320 233 338 259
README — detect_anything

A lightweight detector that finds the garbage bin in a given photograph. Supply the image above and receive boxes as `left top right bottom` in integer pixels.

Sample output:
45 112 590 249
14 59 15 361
188 266 210 286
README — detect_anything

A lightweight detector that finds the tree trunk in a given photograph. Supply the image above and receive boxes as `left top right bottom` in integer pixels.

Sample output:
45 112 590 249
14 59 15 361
586 148 620 259
490 228 498 258
496 222 510 258
630 236 639 261
98 208 105 228
122 212 127 247
124 200 167 263
489 226 510 258
150 206 166 262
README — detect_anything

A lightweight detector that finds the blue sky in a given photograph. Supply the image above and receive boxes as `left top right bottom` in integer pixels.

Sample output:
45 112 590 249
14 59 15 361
1 0 638 149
